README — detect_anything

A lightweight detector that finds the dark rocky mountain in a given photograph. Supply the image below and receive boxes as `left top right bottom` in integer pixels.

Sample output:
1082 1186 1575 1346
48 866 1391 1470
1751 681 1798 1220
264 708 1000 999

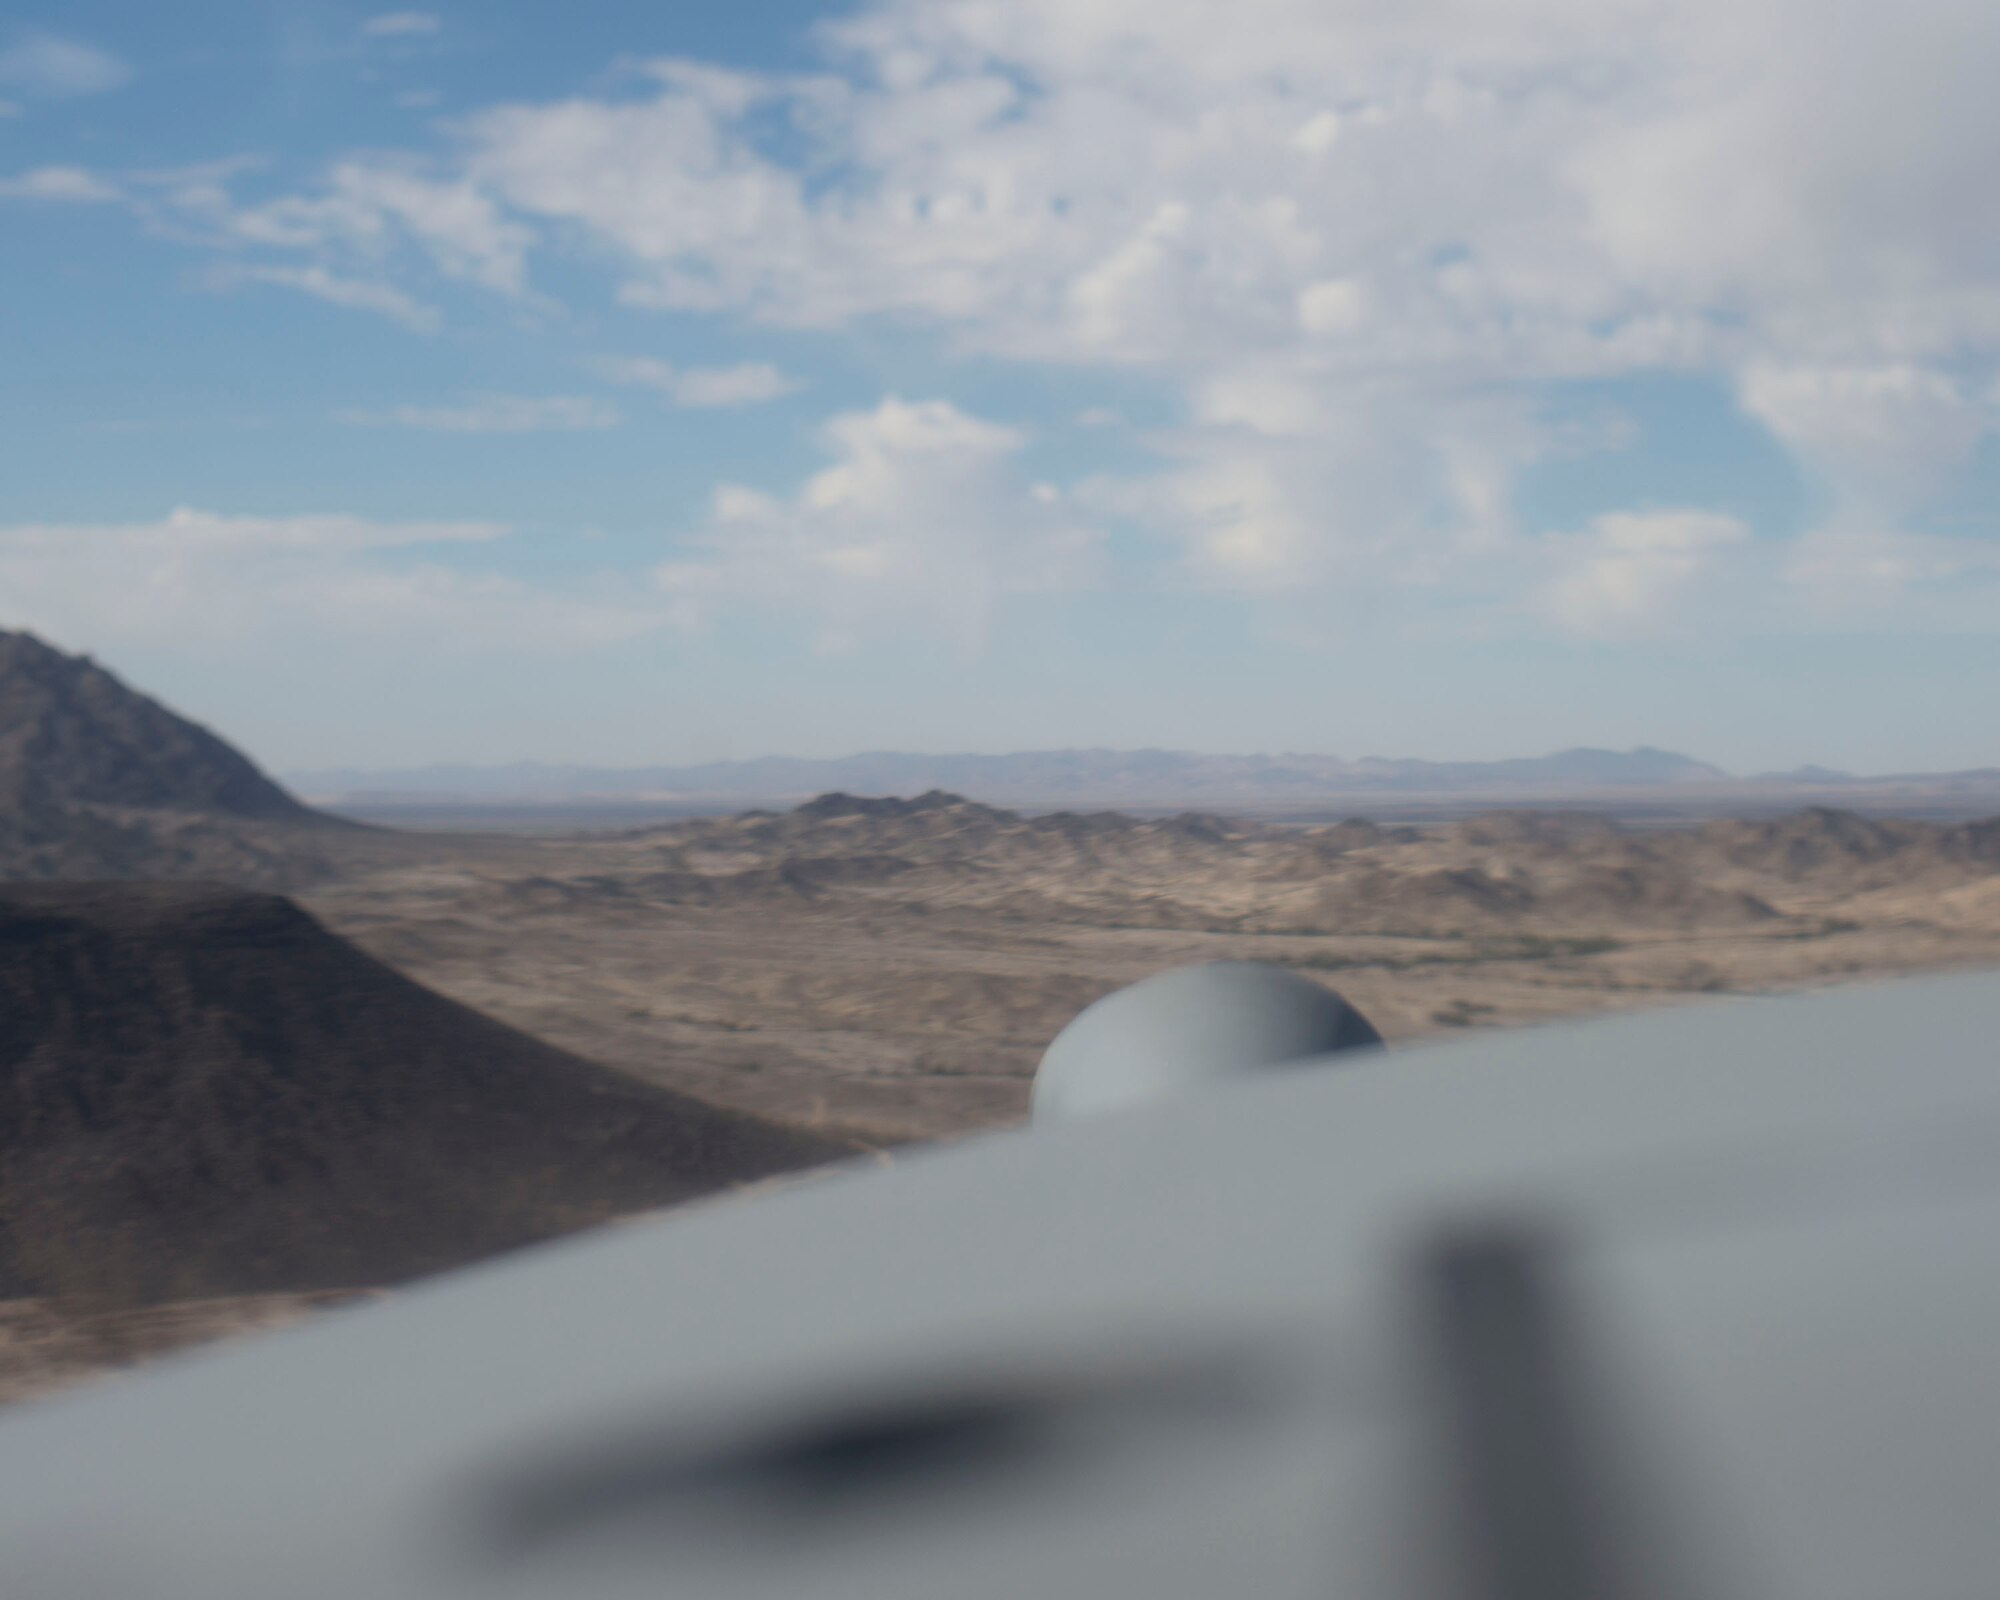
0 630 364 887
0 881 850 1307
0 631 308 819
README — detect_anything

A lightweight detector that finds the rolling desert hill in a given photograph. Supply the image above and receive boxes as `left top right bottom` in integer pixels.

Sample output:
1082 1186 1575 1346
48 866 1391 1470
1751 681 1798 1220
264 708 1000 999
0 880 851 1309
292 789 2000 1152
534 791 2000 936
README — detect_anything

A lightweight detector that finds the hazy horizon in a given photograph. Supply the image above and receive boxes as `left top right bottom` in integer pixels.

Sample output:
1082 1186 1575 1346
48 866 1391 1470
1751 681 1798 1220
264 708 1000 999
3 0 1995 774
279 741 1996 792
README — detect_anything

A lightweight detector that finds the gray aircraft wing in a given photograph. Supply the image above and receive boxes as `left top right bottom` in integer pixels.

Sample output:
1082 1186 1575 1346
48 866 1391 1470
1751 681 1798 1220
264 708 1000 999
4 969 2000 1599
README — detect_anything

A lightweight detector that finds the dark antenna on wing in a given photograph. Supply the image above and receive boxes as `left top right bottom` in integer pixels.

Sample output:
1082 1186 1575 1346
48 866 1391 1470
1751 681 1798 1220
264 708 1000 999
1422 1221 1628 1600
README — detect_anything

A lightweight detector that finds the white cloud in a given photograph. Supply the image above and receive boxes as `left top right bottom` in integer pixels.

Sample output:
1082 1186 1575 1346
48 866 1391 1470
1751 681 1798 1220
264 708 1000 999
434 10 1669 371
0 508 662 651
0 33 131 97
591 356 802 408
656 396 1101 651
206 263 440 331
1081 382 1548 597
116 159 532 330
363 13 441 38
42 0 2000 638
397 89 441 109
1104 447 1318 589
341 165 530 295
444 3 1997 380
1292 111 1343 156
56 2 2000 379
588 355 677 390
1297 277 1367 335
1785 526 2000 601
673 362 803 408
1193 368 1330 438
224 162 533 295
1564 0 2000 355
1063 201 1197 354
1738 362 1989 507
367 0 1981 611
0 165 120 202
1735 362 1995 621
465 86 813 316
125 506 500 552
92 1 2000 393
0 100 22 119
1541 510 1749 635
337 393 621 432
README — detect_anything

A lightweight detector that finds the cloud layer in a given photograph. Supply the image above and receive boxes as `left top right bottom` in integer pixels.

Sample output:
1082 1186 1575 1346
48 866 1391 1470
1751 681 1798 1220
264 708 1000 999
362 12 441 38
0 165 120 202
658 396 1101 651
590 357 802 409
337 394 622 432
0 509 660 651
0 32 131 98
6 0 1998 658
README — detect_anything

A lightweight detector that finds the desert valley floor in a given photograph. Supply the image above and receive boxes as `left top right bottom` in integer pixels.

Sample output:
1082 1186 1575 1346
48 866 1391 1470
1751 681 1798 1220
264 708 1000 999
300 794 2000 1144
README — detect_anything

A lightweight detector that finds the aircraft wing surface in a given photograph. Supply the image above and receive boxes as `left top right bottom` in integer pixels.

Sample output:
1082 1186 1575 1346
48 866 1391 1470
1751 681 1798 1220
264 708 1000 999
4 972 2000 1599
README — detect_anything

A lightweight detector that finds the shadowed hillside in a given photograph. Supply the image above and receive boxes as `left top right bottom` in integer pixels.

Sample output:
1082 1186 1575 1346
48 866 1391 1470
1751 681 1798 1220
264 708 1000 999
0 881 852 1308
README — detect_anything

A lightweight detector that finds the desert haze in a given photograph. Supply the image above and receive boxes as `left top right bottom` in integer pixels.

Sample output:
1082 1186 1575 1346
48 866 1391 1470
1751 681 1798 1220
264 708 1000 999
4 628 2000 1399
291 744 2000 824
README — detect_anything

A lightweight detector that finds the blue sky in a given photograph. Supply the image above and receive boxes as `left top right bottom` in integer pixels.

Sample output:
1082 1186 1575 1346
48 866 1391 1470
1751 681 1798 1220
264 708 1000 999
3 0 1997 775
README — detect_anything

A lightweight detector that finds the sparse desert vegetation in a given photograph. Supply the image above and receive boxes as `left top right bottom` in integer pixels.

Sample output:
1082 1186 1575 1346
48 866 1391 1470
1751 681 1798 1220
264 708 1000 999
6 628 2000 1404
299 793 2000 1144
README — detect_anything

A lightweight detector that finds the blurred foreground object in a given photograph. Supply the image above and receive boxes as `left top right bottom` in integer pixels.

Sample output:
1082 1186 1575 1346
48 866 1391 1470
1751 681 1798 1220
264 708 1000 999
1031 959 1383 1122
5 970 2000 1598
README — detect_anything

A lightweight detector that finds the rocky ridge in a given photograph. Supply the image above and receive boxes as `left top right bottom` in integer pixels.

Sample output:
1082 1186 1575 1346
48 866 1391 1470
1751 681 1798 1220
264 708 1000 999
0 631 307 819
0 630 366 887
486 792 2000 937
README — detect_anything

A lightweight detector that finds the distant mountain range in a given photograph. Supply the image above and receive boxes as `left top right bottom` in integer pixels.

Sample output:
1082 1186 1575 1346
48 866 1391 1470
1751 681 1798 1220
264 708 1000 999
1 622 1988 822
286 746 2000 809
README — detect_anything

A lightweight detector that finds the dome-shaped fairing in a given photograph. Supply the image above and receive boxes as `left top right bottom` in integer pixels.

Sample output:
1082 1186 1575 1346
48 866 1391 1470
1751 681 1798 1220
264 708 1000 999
1031 959 1383 1123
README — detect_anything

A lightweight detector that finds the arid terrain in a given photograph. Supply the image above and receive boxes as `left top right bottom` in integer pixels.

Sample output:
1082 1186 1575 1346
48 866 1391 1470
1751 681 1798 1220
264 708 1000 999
5 626 2000 1404
298 793 2000 1144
